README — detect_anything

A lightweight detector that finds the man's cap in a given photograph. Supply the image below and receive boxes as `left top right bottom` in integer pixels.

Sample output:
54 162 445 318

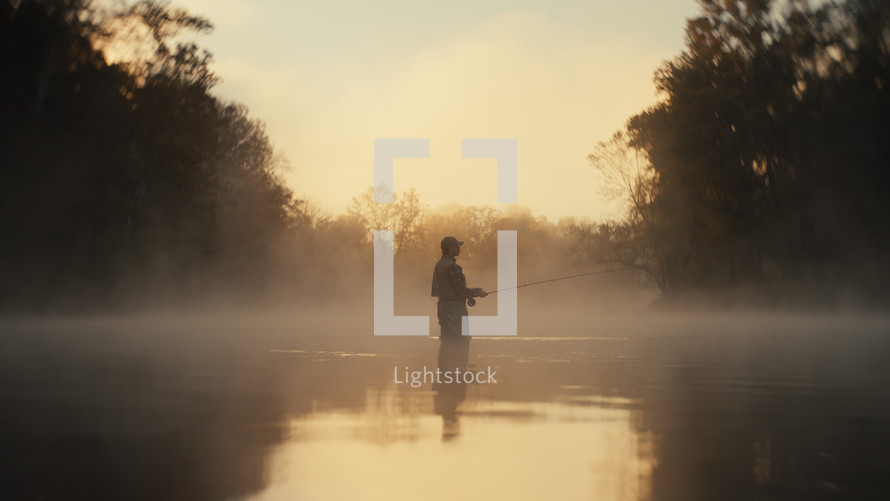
440 236 464 249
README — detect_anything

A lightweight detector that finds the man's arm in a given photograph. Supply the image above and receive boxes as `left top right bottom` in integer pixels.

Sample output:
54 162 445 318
448 264 487 299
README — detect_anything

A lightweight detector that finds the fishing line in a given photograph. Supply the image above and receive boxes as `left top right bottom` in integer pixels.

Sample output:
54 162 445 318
467 267 636 306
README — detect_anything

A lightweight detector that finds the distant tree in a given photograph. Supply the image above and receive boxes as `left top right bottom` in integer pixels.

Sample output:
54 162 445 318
347 186 426 256
584 131 670 288
464 205 503 246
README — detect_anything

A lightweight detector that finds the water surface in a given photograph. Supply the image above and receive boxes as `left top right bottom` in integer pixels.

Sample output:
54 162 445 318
1 313 888 500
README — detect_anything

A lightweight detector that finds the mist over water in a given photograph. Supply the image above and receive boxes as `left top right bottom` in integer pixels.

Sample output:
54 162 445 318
2 308 888 500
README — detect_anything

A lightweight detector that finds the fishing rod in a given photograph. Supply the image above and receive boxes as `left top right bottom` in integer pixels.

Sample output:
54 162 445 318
467 267 636 306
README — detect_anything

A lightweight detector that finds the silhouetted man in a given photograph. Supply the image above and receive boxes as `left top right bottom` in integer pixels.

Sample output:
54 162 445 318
430 236 488 339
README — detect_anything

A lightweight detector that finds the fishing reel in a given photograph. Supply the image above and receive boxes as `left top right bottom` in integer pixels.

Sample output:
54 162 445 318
467 298 476 307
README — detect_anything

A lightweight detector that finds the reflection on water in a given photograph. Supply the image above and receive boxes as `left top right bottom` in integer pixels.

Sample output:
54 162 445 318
1 314 889 500
250 397 654 501
435 337 470 441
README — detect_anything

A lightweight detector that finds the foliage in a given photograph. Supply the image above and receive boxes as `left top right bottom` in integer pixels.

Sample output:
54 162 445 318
0 0 308 309
346 186 426 255
579 0 890 300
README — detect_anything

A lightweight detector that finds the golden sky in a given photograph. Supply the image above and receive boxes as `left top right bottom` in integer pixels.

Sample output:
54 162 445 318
174 0 700 221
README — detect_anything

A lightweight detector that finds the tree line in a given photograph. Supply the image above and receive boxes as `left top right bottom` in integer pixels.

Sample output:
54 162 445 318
4 0 887 311
1 0 318 310
577 0 890 306
0 0 632 312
